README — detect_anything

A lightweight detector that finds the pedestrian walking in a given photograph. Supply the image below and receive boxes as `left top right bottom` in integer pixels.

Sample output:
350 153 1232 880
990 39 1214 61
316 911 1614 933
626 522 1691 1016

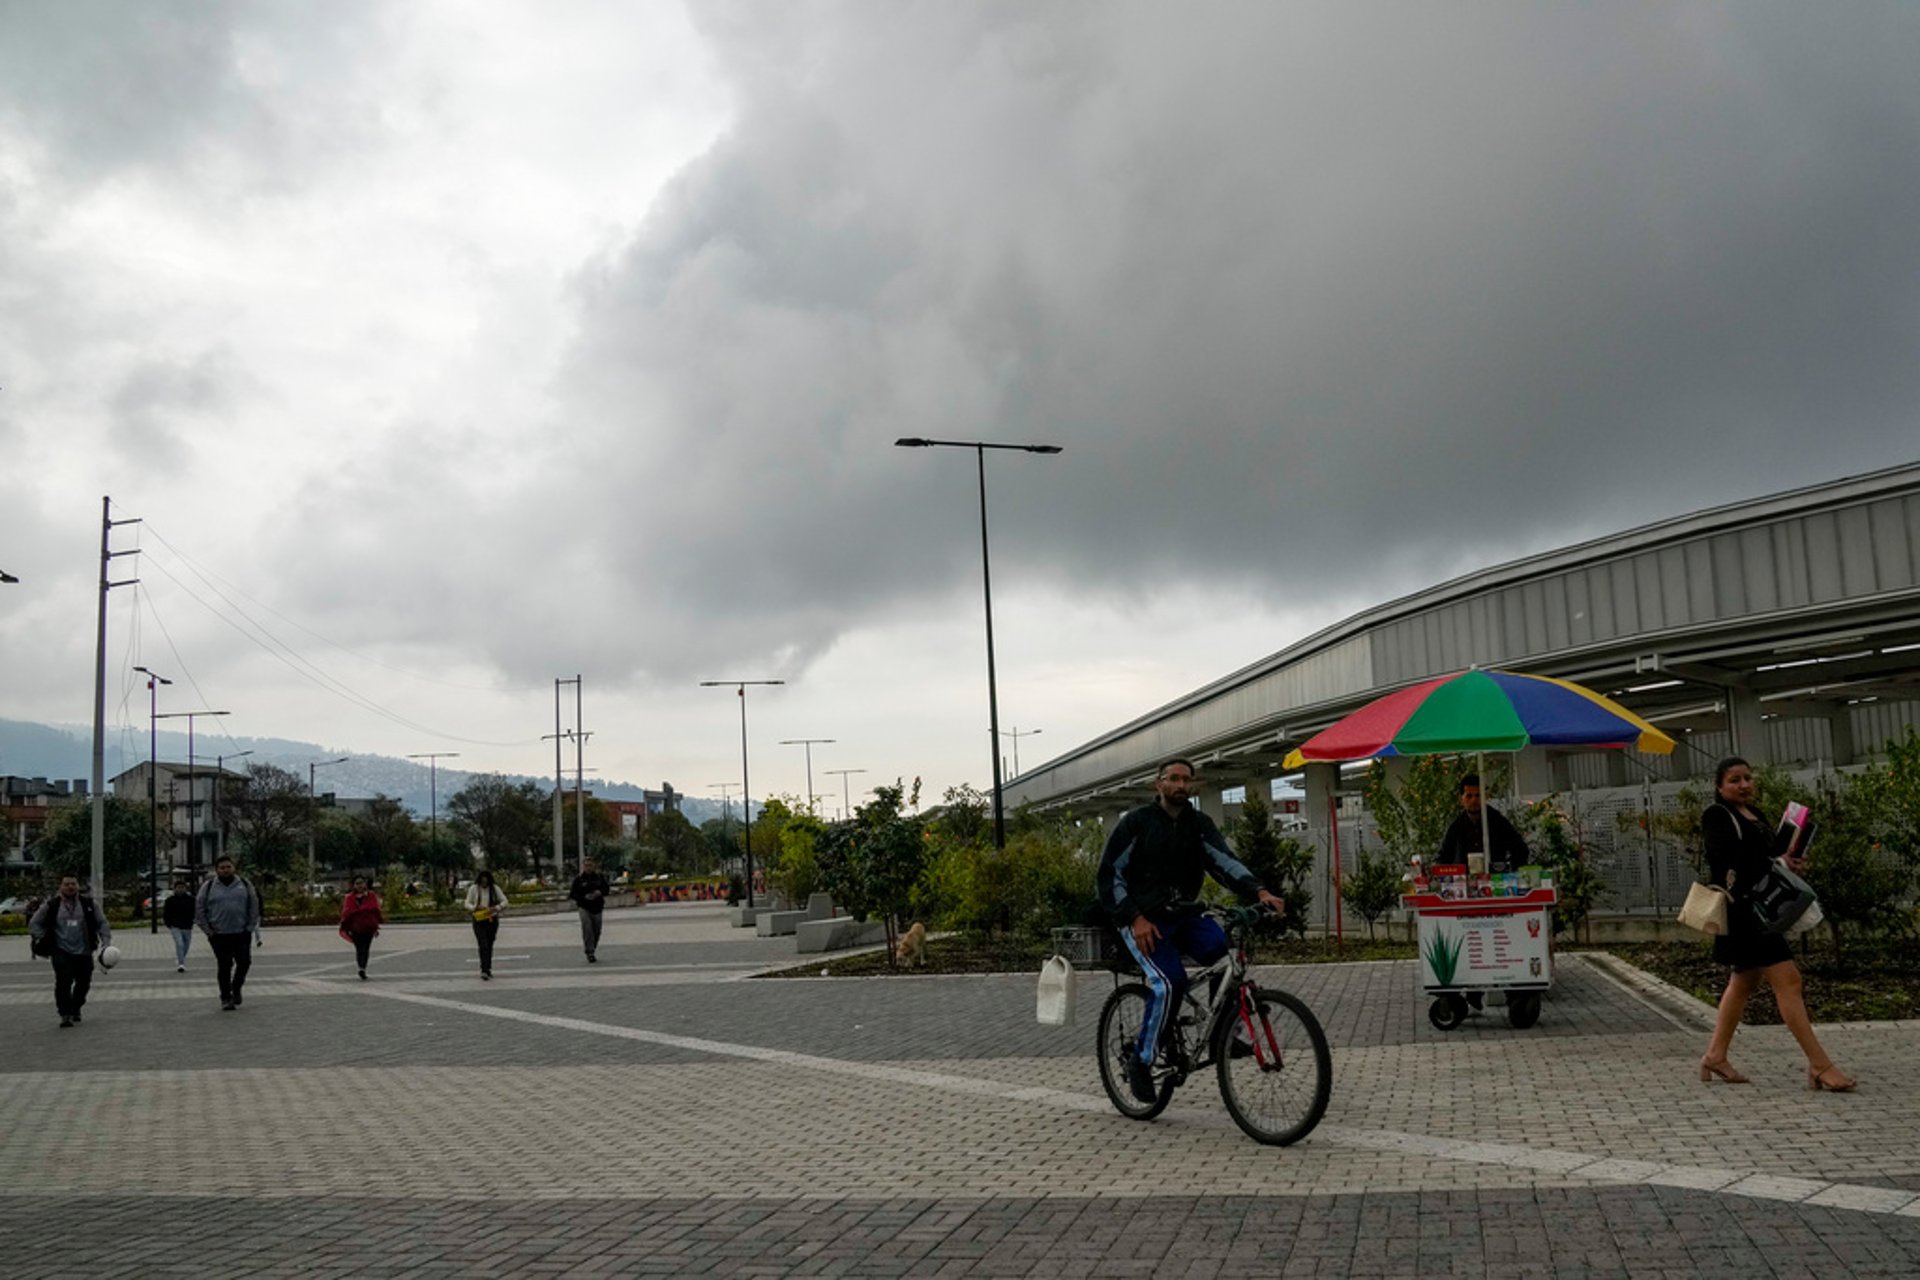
163 877 197 971
464 870 507 979
196 855 262 1011
28 874 112 1028
569 856 610 963
1697 756 1857 1091
338 876 384 979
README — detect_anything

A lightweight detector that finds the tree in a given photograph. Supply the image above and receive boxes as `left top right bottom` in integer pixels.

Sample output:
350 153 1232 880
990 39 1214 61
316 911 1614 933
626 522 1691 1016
418 825 473 884
1514 798 1604 940
225 762 311 876
1225 791 1314 937
31 797 165 888
1364 755 1492 864
447 775 548 875
350 795 421 874
815 784 928 963
767 812 824 907
638 809 704 878
1340 851 1405 940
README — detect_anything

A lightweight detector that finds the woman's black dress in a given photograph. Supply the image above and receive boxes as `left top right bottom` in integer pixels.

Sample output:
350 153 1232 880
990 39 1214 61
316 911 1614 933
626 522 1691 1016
1702 800 1792 971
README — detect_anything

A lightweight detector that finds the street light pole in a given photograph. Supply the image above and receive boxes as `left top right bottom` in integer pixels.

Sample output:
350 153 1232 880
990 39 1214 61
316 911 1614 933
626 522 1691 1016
133 666 171 933
711 782 739 879
699 680 784 907
824 767 868 818
307 757 350 892
895 437 1062 847
215 750 252 865
155 709 228 876
407 753 461 886
999 726 1043 778
779 738 835 815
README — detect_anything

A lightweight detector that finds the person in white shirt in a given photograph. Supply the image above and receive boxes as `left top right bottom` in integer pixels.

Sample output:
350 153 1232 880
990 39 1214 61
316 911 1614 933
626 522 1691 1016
464 870 508 980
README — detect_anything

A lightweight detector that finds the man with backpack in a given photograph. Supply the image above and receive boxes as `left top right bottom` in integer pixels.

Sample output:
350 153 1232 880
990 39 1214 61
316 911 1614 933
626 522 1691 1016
196 855 262 1011
28 874 112 1028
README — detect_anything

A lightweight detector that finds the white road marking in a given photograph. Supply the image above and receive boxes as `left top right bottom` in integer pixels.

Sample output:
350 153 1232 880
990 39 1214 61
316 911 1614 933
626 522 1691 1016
331 980 1920 1220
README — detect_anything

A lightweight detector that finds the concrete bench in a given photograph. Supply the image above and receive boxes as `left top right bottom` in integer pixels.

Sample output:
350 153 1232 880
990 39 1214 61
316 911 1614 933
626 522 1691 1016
794 917 887 954
728 906 758 928
803 893 836 921
755 909 810 937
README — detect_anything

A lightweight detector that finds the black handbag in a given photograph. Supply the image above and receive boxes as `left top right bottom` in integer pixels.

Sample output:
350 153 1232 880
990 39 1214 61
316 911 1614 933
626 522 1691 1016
1746 859 1818 935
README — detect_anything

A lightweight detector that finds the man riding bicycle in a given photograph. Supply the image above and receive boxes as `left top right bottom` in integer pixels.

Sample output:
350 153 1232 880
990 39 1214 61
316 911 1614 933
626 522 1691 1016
1097 757 1286 1102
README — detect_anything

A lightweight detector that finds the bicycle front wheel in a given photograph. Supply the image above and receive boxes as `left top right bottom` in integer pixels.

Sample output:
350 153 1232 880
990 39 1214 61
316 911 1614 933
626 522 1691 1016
1214 986 1331 1146
1097 983 1174 1120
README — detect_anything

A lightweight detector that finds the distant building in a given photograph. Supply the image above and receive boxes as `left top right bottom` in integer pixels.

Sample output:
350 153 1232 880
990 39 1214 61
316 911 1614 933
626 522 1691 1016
1 776 88 874
109 762 250 871
600 784 679 840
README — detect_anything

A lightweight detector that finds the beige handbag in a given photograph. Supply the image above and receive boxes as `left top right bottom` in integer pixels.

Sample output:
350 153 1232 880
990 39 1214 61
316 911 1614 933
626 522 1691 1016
1677 882 1731 936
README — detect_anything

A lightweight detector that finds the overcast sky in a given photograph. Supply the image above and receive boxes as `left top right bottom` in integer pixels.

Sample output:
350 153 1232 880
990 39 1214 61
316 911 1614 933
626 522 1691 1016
4 2 1919 812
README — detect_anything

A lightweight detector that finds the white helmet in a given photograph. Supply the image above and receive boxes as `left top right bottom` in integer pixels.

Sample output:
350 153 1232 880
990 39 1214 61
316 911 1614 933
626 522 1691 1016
98 945 121 969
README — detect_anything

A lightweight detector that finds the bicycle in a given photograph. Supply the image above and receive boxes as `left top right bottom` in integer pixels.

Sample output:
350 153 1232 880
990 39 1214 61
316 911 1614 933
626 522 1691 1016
1095 904 1332 1145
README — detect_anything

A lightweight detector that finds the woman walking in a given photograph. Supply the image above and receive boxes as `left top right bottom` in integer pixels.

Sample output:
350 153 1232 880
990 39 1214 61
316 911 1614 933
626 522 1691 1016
465 870 507 980
1698 757 1856 1091
338 876 384 980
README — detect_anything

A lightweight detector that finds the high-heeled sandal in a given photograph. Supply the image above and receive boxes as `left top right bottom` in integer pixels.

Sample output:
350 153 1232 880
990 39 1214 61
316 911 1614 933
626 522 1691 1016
1698 1057 1749 1084
1807 1063 1857 1092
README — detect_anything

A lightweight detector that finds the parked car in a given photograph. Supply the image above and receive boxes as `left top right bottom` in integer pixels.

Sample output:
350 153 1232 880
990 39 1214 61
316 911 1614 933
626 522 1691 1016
0 895 30 915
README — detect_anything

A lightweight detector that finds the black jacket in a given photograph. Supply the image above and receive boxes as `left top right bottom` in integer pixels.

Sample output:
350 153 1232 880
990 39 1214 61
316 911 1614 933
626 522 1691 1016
1438 805 1531 872
162 889 197 930
569 872 611 913
1097 803 1261 925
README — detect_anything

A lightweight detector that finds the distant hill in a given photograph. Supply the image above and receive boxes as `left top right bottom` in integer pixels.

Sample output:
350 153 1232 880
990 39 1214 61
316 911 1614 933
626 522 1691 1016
0 718 727 822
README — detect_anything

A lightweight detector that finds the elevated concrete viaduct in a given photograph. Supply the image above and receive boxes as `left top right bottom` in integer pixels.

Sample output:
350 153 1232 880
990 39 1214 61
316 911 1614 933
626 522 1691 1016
1007 462 1920 920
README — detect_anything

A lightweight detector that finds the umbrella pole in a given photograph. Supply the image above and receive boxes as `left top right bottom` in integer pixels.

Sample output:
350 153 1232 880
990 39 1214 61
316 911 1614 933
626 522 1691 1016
1479 751 1492 874
1329 793 1344 954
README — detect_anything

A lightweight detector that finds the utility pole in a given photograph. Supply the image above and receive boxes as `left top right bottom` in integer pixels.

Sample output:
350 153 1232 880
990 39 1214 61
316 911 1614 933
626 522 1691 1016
553 676 580 883
406 753 460 885
133 666 171 932
91 497 141 895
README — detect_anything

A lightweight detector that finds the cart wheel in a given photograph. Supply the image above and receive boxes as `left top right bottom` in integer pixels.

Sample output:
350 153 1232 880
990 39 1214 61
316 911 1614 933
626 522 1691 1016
1428 994 1468 1032
1507 993 1542 1030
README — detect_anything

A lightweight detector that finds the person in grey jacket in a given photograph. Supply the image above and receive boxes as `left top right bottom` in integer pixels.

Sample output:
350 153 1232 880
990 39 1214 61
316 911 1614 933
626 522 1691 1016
28 874 112 1028
195 855 262 1011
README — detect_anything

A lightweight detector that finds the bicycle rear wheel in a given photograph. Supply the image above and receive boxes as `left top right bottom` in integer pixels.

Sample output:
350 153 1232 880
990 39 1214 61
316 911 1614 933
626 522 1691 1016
1097 983 1174 1120
1214 986 1331 1146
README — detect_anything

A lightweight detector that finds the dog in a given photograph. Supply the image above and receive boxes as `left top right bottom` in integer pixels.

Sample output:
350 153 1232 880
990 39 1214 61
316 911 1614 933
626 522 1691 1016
896 921 928 969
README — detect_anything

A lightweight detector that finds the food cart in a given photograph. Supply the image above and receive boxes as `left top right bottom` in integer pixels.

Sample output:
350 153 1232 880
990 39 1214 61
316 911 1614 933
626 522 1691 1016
1281 669 1678 1037
1402 883 1557 1030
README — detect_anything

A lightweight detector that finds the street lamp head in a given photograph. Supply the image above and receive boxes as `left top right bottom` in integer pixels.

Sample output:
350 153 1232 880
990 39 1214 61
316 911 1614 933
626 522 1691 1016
133 665 173 685
1026 445 1063 454
894 437 931 448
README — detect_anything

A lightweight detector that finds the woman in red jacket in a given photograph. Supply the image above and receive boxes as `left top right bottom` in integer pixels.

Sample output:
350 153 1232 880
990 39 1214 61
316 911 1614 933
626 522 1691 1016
338 876 384 980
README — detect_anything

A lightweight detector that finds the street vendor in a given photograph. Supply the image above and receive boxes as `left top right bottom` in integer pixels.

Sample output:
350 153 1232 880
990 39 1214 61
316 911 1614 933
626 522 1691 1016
1438 774 1531 873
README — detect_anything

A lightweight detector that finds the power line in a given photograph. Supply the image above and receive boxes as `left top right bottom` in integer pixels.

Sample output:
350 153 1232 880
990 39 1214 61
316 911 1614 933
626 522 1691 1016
141 522 551 695
134 536 536 750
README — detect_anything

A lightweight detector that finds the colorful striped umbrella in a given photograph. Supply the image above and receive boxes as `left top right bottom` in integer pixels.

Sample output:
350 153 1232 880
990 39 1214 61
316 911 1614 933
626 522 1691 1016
1281 668 1676 767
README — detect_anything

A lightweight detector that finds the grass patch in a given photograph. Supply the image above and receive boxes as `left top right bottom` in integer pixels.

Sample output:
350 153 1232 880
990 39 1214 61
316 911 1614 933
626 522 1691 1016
757 930 1418 978
1605 938 1920 1025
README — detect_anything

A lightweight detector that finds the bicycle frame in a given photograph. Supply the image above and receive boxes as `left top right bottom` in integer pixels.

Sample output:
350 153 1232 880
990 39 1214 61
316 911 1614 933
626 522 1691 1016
1122 911 1286 1080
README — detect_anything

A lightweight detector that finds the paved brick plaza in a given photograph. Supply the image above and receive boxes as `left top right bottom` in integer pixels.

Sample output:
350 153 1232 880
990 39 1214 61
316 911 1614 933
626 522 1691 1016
4 904 1919 1277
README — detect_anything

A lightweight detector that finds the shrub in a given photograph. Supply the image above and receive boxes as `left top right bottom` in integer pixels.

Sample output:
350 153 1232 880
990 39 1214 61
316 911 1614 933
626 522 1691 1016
1340 851 1405 940
1226 791 1313 936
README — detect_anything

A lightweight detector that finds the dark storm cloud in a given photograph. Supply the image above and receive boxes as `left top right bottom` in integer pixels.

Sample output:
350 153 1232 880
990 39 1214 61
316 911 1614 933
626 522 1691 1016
511 1 1920 685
